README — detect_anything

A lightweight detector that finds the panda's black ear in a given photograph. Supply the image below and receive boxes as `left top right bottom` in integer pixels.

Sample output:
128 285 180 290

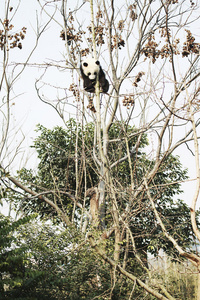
83 62 88 67
95 60 100 65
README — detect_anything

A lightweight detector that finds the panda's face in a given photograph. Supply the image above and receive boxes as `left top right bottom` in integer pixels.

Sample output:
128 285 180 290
82 58 100 81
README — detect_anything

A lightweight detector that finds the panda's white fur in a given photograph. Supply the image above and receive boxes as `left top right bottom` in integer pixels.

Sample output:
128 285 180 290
81 57 100 81
80 57 109 93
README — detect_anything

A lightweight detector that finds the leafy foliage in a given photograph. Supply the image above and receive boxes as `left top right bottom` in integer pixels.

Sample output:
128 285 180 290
0 214 36 299
0 215 114 299
6 120 196 259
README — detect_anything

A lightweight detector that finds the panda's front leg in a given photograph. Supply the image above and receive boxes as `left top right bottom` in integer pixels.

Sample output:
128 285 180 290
84 77 96 93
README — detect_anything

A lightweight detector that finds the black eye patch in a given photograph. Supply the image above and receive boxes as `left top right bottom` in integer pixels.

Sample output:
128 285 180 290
88 72 91 76
83 62 88 67
95 60 100 65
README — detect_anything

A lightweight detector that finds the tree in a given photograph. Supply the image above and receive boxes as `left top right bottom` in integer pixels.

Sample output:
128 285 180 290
4 119 199 298
0 214 36 299
1 0 200 299
0 214 111 299
11 121 195 254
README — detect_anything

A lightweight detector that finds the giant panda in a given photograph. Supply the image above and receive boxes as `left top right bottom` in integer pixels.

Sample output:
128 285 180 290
80 57 109 93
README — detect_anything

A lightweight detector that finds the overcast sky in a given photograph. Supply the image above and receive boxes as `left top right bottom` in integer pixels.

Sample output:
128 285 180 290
1 0 200 215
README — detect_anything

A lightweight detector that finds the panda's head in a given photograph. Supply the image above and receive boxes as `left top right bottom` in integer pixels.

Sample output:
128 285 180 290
81 57 100 81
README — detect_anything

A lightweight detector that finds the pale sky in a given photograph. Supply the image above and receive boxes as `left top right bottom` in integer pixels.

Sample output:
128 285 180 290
1 0 200 215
